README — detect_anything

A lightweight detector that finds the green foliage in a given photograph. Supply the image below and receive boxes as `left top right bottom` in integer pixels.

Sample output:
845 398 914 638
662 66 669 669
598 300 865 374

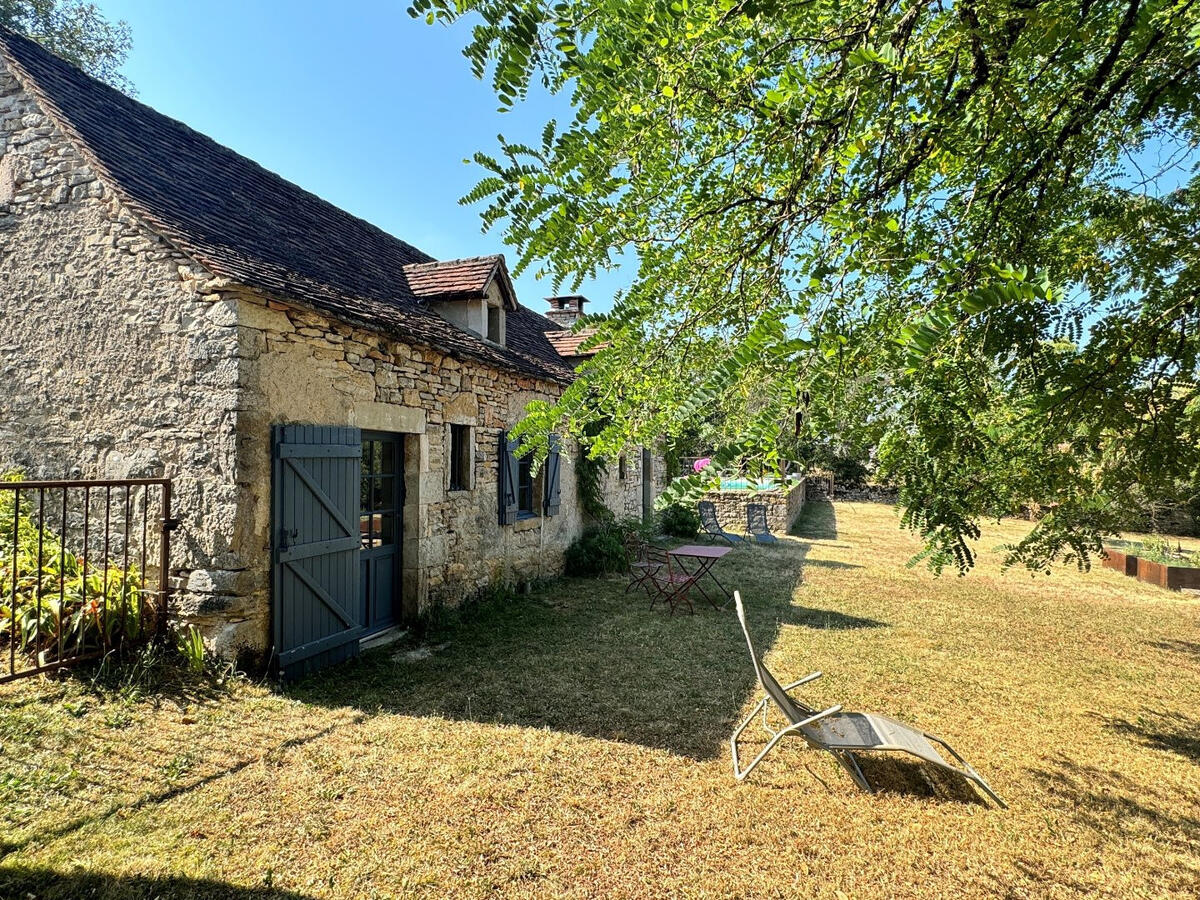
0 0 133 91
422 0 1200 574
659 503 699 540
175 625 205 674
1134 535 1200 568
575 445 612 523
0 475 148 662
563 525 628 577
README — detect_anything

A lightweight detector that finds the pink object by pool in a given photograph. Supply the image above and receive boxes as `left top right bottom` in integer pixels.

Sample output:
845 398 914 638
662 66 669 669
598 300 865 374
693 458 711 472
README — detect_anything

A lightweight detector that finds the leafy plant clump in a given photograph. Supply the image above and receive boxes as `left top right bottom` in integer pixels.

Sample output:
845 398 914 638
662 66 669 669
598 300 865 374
0 475 150 666
564 526 629 577
659 504 700 540
1134 536 1200 569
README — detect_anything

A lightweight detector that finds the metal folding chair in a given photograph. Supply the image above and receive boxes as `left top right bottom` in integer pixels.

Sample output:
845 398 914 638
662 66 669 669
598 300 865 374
624 533 661 597
745 504 778 543
646 546 701 615
729 591 1005 807
699 501 743 544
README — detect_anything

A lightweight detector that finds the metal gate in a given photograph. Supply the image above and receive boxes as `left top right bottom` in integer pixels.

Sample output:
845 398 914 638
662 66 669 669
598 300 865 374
271 425 363 680
1 478 174 683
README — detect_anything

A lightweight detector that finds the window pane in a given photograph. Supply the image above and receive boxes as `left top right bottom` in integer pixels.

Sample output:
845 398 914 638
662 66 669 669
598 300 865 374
373 476 394 512
361 442 373 478
359 514 373 548
379 514 396 546
381 441 397 475
518 456 534 513
360 477 371 511
450 425 469 490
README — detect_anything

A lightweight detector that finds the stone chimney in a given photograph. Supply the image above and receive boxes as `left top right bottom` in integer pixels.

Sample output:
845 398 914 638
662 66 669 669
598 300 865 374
545 295 588 328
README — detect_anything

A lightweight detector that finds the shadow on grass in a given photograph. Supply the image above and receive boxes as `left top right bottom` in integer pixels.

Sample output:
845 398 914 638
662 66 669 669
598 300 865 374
790 499 838 540
292 509 898 766
1148 639 1200 660
1100 709 1200 764
0 866 313 899
1028 755 1200 872
853 755 989 806
292 560 788 761
0 717 358 860
780 605 887 630
800 559 865 571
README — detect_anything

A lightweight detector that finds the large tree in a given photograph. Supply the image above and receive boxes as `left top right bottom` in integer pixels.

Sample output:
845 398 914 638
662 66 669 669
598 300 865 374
1 0 131 90
420 0 1200 571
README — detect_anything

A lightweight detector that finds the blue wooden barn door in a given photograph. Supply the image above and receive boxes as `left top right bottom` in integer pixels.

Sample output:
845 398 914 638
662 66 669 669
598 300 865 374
272 425 364 680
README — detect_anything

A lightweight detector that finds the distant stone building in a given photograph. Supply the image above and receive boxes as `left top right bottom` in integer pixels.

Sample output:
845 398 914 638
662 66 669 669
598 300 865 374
0 27 657 676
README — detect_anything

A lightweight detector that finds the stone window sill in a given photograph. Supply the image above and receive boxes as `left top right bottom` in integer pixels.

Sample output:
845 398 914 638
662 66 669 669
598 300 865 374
512 515 540 533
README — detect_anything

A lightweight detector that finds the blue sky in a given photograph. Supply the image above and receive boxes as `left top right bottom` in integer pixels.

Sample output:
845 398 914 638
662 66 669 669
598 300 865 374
95 0 629 315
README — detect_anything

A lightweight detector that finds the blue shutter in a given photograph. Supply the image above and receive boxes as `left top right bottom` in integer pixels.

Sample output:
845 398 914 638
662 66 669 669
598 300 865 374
271 425 363 681
544 434 562 516
498 431 519 524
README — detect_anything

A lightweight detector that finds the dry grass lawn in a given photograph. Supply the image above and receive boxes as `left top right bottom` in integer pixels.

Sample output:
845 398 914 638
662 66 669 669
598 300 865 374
1 501 1199 898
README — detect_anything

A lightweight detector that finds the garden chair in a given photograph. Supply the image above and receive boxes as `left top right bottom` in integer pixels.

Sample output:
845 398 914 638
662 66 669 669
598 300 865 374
698 501 743 544
745 504 778 543
645 546 701 615
729 591 1005 807
624 532 662 597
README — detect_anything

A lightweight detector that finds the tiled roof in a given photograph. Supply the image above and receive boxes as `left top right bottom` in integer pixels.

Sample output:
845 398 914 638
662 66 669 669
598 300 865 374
0 26 574 384
545 329 603 359
403 255 516 306
507 307 581 371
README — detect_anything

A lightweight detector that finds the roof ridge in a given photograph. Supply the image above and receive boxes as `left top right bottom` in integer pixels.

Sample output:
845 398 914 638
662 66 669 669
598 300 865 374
402 254 504 271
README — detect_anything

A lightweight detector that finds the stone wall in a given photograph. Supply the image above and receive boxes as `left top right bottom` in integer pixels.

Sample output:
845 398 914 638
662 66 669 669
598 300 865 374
597 449 652 522
0 58 248 650
227 293 586 654
700 479 806 537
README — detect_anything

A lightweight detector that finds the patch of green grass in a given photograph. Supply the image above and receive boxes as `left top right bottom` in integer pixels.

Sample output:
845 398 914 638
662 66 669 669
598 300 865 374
0 501 1198 898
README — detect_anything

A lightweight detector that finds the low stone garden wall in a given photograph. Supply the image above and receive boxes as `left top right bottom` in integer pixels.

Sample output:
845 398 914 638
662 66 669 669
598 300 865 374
701 478 806 537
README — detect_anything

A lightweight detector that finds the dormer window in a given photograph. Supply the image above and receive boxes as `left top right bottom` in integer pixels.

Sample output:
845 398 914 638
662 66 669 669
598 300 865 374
403 255 518 350
487 303 504 345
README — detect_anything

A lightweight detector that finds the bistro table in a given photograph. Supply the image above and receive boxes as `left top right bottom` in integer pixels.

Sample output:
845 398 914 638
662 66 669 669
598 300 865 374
667 544 733 609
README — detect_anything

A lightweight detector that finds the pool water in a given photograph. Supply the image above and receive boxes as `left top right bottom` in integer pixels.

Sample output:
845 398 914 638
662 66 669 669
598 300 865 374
720 479 776 491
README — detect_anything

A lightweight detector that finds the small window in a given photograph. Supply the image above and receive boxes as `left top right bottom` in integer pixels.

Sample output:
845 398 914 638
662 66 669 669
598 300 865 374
449 424 471 491
487 304 503 344
618 455 627 480
517 455 536 517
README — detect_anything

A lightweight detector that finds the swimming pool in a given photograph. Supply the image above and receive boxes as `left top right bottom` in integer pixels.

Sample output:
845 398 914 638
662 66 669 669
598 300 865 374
720 479 778 491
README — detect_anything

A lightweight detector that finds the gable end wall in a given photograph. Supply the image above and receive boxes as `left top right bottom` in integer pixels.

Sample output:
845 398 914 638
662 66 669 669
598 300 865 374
0 57 254 654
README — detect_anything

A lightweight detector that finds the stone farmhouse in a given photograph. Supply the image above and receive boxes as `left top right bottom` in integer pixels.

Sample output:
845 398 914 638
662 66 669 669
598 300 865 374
0 27 657 676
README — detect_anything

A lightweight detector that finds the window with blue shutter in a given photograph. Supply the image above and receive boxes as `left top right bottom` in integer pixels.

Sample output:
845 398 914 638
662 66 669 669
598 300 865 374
498 431 520 525
543 434 562 516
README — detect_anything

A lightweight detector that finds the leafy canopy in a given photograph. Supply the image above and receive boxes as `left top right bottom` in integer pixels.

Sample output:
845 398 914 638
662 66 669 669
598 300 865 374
1 0 132 91
416 0 1200 572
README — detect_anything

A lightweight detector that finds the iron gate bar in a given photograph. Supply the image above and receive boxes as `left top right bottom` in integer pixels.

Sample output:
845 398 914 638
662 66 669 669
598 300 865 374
9 487 17 676
0 477 176 684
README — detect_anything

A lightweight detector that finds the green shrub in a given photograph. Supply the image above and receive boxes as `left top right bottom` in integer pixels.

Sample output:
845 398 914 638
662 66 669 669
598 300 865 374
1136 535 1200 568
564 526 629 577
0 472 148 665
660 503 700 539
